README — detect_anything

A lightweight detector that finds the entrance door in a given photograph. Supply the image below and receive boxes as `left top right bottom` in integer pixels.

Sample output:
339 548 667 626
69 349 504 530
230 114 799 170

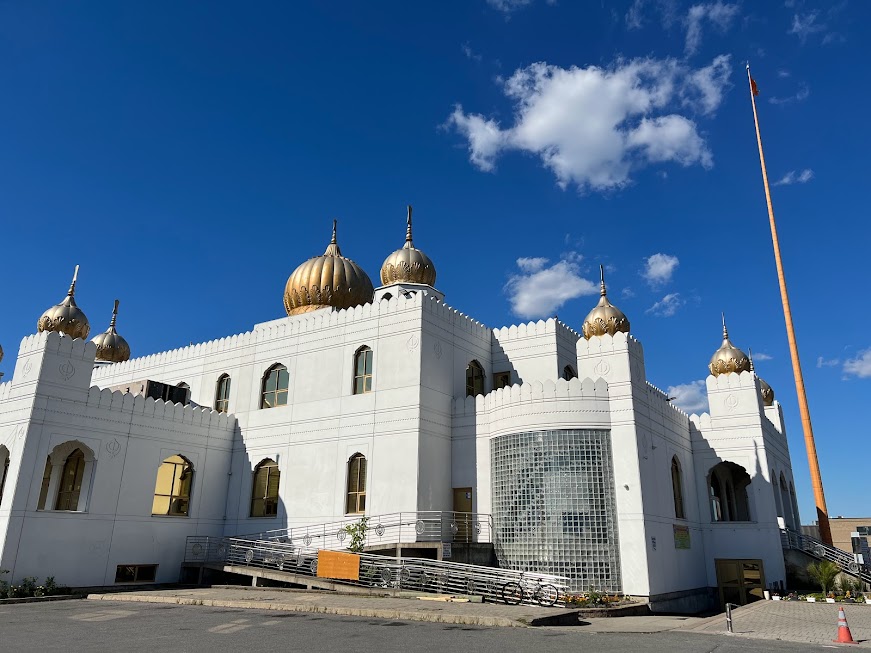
716 559 766 608
453 488 473 541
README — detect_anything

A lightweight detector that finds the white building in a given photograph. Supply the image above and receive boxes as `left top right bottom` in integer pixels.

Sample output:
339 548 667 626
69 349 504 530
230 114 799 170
0 211 801 612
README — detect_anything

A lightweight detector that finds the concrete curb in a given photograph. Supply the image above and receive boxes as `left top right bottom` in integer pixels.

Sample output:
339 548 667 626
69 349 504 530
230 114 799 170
86 594 526 628
0 595 83 606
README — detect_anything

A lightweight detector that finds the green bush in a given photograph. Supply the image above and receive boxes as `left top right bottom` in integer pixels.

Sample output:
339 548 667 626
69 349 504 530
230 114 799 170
807 561 840 595
344 516 370 553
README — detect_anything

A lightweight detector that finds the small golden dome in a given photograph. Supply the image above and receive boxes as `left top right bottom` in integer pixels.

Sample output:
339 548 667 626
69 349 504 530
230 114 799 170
749 350 774 406
582 265 630 339
380 206 437 287
37 265 91 340
283 220 374 316
91 300 131 363
708 316 751 376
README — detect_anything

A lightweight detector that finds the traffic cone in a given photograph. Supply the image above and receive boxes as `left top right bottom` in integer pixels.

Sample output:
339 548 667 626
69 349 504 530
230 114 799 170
833 607 859 645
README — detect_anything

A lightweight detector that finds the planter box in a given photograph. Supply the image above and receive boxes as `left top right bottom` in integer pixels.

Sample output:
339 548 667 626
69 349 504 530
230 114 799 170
772 596 781 601
807 597 816 602
866 598 871 605
826 598 836 603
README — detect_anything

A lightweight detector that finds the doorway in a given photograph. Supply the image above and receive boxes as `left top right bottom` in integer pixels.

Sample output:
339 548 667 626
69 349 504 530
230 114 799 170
453 487 472 541
716 559 766 607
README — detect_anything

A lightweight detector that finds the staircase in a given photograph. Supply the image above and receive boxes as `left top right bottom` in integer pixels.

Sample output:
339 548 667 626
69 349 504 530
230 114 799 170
184 511 570 607
781 527 871 585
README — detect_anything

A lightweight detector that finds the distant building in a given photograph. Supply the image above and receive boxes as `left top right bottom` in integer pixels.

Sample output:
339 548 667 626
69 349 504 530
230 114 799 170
0 211 802 612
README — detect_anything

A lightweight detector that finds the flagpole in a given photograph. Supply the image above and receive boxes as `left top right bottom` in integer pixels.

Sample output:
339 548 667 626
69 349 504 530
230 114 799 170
746 64 832 546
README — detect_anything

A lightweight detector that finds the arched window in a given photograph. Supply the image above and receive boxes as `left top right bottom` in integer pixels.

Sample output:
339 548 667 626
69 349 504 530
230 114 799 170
261 364 289 409
789 483 800 528
563 365 578 381
37 457 52 510
381 293 393 301
465 360 485 397
708 462 752 522
779 473 793 529
671 457 685 519
250 458 280 518
214 374 231 413
55 448 86 511
772 468 783 518
152 455 194 517
353 346 373 395
345 453 367 515
0 446 10 507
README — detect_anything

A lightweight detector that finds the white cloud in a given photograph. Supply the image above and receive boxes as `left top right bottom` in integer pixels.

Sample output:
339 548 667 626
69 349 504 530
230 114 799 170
448 56 729 192
843 349 871 378
626 0 646 29
777 69 791 78
666 379 709 414
486 0 533 12
817 356 840 368
646 293 684 317
685 2 740 56
461 43 482 62
752 352 773 361
788 11 825 42
642 253 680 287
769 84 810 105
505 255 598 319
773 169 814 186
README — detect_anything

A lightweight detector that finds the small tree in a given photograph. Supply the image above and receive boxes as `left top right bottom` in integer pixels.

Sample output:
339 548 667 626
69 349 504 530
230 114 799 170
344 516 369 553
807 560 840 595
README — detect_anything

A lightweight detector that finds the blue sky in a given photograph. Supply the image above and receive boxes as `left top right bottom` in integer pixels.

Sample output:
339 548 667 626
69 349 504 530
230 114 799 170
1 1 868 519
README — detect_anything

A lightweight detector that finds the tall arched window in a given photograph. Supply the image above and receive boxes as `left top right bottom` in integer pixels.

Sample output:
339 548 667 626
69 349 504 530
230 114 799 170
772 468 783 518
250 458 280 518
708 462 752 522
0 446 10 507
37 457 52 510
346 453 367 515
55 448 86 511
563 365 578 381
214 374 231 413
465 360 485 397
353 346 373 395
671 457 685 519
261 364 289 409
152 455 194 516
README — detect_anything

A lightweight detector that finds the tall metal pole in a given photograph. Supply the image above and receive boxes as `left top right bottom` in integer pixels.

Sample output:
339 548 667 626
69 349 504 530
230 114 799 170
746 64 832 545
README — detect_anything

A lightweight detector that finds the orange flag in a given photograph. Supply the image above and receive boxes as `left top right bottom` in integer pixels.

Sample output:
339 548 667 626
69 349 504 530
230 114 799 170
750 76 760 96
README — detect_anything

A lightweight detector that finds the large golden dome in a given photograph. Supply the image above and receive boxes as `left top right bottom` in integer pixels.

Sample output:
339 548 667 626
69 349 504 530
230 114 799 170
283 221 374 316
708 316 751 376
37 266 91 340
582 265 630 339
91 300 131 363
380 206 436 287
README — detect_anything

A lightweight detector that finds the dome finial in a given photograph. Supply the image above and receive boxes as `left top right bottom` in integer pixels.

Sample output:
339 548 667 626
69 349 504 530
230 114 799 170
404 205 414 248
91 298 131 362
324 219 342 256
582 264 630 339
599 264 607 297
68 264 80 297
709 315 751 376
110 299 120 328
722 312 729 340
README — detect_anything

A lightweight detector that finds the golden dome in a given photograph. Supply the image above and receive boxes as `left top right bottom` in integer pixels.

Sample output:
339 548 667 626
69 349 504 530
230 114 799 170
91 300 131 363
283 220 375 316
37 265 91 340
582 265 630 339
708 316 751 376
749 350 774 406
380 206 437 287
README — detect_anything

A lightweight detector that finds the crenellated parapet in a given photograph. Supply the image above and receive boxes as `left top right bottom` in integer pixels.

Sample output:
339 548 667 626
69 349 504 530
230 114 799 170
491 317 580 343
453 376 609 416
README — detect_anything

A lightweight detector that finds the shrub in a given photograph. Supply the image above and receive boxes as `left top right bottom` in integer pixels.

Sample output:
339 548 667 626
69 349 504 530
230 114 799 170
807 561 840 595
344 516 370 553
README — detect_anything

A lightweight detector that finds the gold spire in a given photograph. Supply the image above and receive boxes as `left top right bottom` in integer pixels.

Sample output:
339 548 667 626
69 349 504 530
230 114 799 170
380 205 437 286
748 348 775 407
283 220 374 315
708 314 751 376
37 265 91 339
582 265 630 339
91 299 131 363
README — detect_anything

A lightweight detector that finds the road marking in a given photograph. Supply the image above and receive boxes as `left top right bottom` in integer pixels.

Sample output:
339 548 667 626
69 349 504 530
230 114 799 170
70 610 137 622
209 618 251 634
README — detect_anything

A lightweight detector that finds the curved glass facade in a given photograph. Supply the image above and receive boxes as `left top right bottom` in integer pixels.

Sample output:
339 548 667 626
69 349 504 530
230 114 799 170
490 429 621 592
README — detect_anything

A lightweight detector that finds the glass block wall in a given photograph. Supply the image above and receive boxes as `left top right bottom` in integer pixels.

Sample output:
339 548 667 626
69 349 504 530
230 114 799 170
490 429 621 592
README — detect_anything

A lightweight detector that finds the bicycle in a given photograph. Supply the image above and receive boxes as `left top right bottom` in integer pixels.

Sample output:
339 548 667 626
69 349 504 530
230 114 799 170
501 576 560 607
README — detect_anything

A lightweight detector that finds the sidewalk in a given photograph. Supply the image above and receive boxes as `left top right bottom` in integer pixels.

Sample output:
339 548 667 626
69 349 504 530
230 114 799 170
87 586 695 631
684 600 871 647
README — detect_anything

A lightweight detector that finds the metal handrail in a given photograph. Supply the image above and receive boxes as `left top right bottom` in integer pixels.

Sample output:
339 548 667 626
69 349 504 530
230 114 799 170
183 533 568 608
781 527 871 584
231 511 493 551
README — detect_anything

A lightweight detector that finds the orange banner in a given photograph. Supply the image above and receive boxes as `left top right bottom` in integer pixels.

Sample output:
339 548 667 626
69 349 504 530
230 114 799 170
316 550 361 581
